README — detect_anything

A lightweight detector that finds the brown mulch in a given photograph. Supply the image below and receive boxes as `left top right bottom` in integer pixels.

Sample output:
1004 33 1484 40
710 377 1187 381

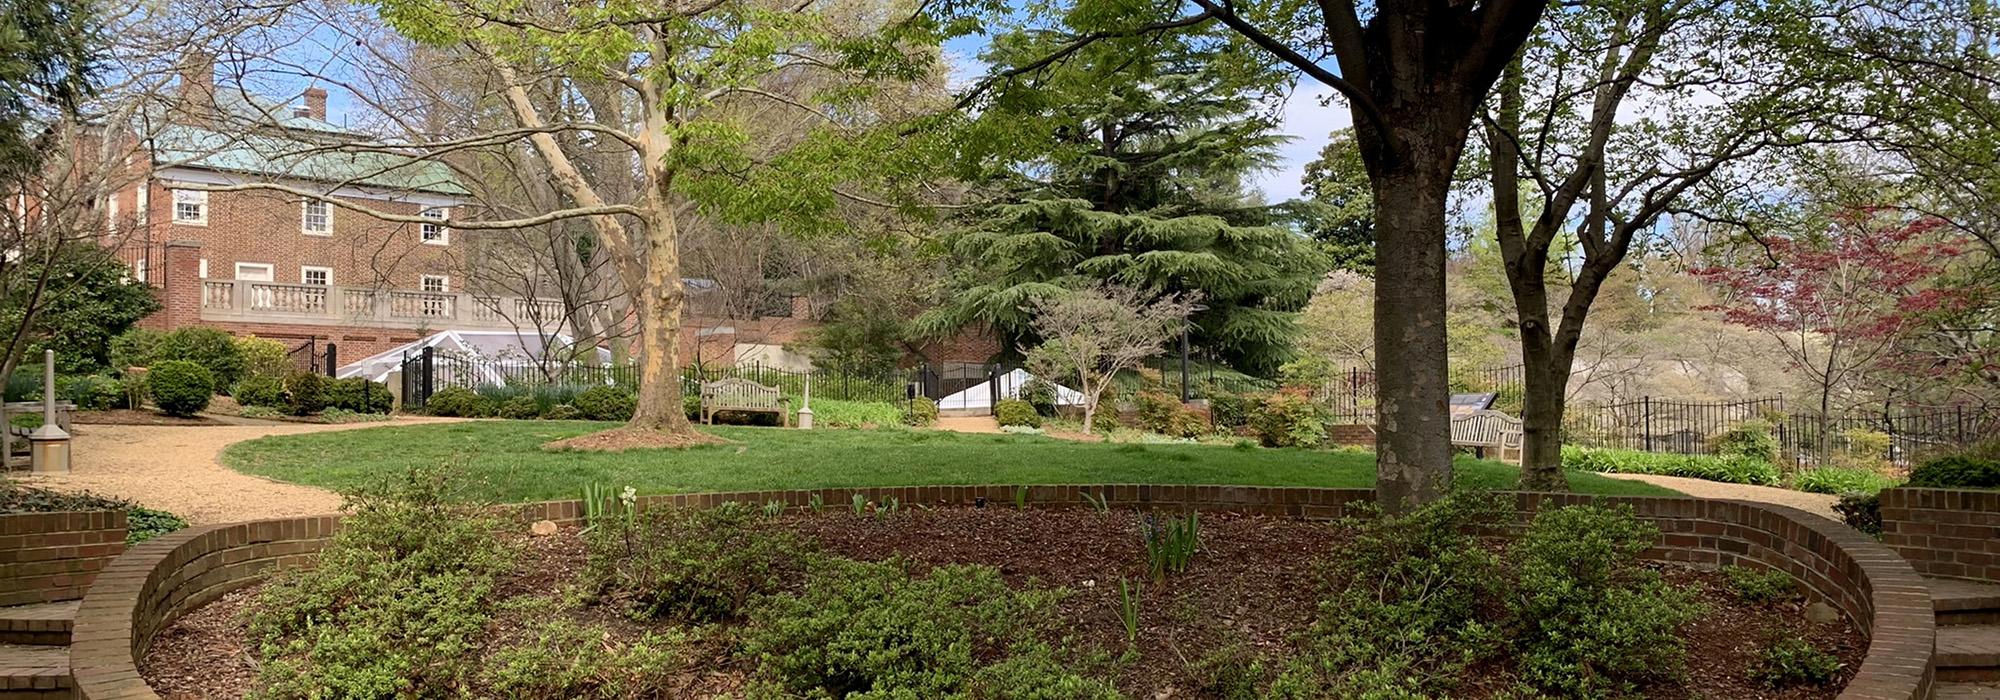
541 426 732 451
138 508 1868 699
71 409 224 426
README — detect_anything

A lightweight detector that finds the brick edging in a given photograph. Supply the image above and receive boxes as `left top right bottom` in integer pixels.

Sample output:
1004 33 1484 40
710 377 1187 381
71 487 1936 700
1880 486 2000 584
0 510 127 608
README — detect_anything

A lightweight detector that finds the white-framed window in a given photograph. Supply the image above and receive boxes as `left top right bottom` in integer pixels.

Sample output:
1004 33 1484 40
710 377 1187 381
301 265 332 286
171 189 207 225
132 258 148 283
420 274 450 292
234 262 274 281
420 207 449 245
300 198 332 236
105 193 119 235
198 258 208 279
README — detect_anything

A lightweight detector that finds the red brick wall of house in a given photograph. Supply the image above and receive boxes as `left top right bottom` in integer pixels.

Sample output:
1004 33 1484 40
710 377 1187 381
136 180 456 291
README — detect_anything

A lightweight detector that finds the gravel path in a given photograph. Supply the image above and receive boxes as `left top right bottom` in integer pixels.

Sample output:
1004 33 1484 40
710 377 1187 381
1597 472 1841 520
14 418 456 525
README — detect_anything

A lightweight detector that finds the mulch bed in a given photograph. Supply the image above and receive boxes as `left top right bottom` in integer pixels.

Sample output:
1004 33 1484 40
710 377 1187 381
139 507 1866 699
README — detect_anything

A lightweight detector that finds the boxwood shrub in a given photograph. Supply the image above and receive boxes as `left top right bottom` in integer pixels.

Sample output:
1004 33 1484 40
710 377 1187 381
995 399 1041 428
232 375 286 409
1561 446 1780 485
147 360 214 417
573 386 636 421
1906 455 2000 489
423 386 489 418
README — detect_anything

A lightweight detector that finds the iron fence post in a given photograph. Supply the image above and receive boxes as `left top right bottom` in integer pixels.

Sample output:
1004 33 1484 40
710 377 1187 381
1642 396 1653 452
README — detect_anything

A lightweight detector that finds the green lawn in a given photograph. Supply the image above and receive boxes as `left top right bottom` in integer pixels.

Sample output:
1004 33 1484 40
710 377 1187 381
221 421 1678 503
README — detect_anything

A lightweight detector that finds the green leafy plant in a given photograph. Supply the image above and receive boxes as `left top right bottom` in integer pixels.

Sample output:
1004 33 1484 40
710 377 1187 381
1014 485 1029 509
480 604 685 699
1141 512 1200 578
807 493 824 514
903 396 939 427
1792 466 1900 495
1134 390 1207 438
423 386 486 417
1907 454 2000 489
283 372 329 417
57 374 127 410
1248 389 1331 448
146 360 213 417
1561 445 1780 485
996 399 1042 428
1117 578 1140 643
1208 392 1257 429
851 493 867 515
542 403 583 420
573 385 637 421
1750 635 1844 688
1713 419 1779 462
231 375 286 409
125 507 188 544
763 500 786 518
1081 490 1109 513
234 335 293 382
151 326 245 389
583 505 807 622
1724 565 1799 604
1836 491 1883 535
497 396 540 419
325 377 393 414
319 408 391 424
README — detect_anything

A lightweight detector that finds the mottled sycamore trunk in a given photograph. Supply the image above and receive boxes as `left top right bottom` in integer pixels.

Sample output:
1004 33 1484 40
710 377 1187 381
1368 158 1458 512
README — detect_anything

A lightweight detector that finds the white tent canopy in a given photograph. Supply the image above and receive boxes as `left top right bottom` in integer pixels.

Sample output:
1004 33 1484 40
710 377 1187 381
336 330 612 384
937 368 1085 412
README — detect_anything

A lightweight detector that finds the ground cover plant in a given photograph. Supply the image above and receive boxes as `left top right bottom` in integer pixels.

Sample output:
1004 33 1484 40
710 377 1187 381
1561 445 1781 485
141 475 1865 700
0 484 187 543
221 421 1678 503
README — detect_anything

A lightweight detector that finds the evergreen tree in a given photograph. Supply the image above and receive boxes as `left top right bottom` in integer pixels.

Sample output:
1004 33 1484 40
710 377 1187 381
920 23 1325 376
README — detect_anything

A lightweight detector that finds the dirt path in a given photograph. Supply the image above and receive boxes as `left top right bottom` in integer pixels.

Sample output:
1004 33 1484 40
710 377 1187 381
934 416 1003 434
1597 472 1841 520
14 418 455 525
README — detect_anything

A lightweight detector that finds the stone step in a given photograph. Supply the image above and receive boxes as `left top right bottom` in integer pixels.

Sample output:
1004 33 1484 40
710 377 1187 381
1939 624 2000 682
0 643 71 698
0 602 76 646
1934 577 2000 626
1939 682 2000 700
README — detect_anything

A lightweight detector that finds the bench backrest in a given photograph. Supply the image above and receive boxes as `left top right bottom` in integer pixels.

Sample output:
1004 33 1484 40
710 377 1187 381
701 378 784 408
1450 409 1523 448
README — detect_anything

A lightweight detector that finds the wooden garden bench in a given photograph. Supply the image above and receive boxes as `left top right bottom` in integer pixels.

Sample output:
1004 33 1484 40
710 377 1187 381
700 378 791 427
1451 409 1524 463
2 400 75 465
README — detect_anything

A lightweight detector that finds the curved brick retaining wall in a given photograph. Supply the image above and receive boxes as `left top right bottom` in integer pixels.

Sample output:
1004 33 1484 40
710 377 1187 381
1880 487 2000 584
72 487 1936 699
0 510 125 608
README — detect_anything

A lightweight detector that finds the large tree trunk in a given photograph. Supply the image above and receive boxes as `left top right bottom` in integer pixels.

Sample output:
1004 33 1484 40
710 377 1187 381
1369 159 1457 512
1519 343 1572 489
627 217 694 432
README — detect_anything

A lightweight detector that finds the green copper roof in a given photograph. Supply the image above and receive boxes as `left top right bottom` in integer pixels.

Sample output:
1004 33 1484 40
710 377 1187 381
148 90 466 196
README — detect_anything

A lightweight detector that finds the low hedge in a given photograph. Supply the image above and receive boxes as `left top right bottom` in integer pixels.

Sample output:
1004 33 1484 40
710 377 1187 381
1561 446 1780 486
1906 455 2000 490
1791 467 1901 495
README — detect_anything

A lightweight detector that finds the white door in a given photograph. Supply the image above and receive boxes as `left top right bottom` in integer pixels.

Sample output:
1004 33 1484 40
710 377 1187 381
236 263 275 309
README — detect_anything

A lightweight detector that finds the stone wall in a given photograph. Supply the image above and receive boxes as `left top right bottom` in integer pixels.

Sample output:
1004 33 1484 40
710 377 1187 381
73 488 1935 700
0 511 126 608
1881 487 2000 583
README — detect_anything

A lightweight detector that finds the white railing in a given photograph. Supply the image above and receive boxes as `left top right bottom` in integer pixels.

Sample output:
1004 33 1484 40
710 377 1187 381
198 281 565 333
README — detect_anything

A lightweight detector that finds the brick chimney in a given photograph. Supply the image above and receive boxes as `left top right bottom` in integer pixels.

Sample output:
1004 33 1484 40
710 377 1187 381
302 87 327 121
176 51 215 109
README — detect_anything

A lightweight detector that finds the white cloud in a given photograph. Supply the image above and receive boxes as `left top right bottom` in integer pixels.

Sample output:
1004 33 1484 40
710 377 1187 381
1253 82 1354 203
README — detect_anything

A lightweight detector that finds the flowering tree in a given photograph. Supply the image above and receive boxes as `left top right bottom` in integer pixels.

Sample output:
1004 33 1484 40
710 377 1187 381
1025 285 1199 435
1693 213 1973 426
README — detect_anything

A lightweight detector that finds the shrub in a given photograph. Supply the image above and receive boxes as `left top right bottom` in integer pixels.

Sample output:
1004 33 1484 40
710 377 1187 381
996 399 1042 428
1750 635 1844 688
1509 504 1700 697
798 398 906 428
1249 389 1331 448
125 507 187 544
1209 392 1257 429
1714 419 1778 462
247 466 513 699
904 396 939 427
146 360 213 417
284 372 329 416
741 557 1086 698
497 396 540 420
1561 445 1780 485
1274 493 1506 697
325 377 393 414
57 374 126 410
424 386 485 417
1907 454 2000 489
683 394 702 420
1836 428 1893 470
1836 491 1883 535
573 386 636 421
1792 466 1900 495
543 404 583 421
231 375 286 409
1019 377 1058 416
108 328 163 371
585 506 808 622
479 603 683 699
1724 565 1799 604
234 335 292 381
153 326 245 389
1135 390 1206 438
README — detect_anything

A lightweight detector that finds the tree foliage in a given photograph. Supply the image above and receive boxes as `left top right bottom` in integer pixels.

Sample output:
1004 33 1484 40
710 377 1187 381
0 248 157 374
0 0 98 178
1024 284 1198 434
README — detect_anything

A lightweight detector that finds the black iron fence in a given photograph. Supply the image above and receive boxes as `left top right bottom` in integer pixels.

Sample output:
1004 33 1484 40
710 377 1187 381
1316 364 1529 423
397 350 925 411
1561 397 1785 454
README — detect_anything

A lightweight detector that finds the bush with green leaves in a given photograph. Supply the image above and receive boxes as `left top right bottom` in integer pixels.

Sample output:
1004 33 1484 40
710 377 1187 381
57 374 126 410
1750 635 1844 688
1724 565 1798 604
234 335 292 381
247 466 514 699
742 557 1101 698
320 408 392 424
325 377 393 414
1208 392 1257 429
904 396 939 427
284 372 329 417
544 403 583 420
797 398 907 428
1019 378 1058 416
1135 390 1206 438
151 326 246 389
1835 491 1883 535
1907 454 2000 489
497 396 540 419
573 385 637 421
996 399 1042 428
108 328 163 373
1714 419 1778 462
1248 389 1331 448
586 505 808 622
480 600 684 699
0 486 186 544
1561 445 1780 485
1509 504 1700 697
423 386 487 417
146 360 213 417
1792 466 1901 495
231 375 286 409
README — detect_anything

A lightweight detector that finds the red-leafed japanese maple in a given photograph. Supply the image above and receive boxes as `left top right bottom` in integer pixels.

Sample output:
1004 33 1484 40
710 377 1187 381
1692 213 1977 427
